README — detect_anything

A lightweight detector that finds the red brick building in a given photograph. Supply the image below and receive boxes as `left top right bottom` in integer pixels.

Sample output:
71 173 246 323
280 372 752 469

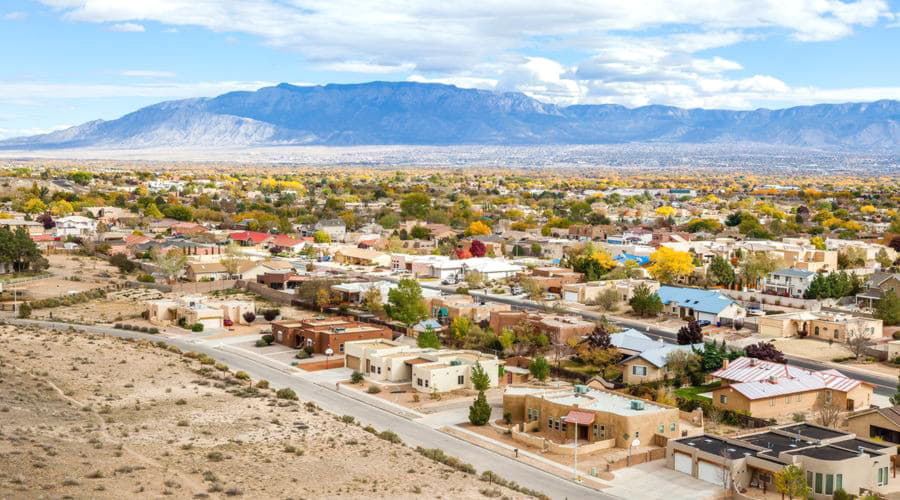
489 311 595 343
271 317 393 354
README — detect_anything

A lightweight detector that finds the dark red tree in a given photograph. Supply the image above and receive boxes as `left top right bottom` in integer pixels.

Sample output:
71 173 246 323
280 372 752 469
469 240 487 258
745 342 786 363
676 320 703 345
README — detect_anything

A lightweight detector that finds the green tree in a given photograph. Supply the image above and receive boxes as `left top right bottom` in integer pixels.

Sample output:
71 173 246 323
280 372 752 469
876 291 900 326
773 464 811 500
468 390 491 426
740 251 782 289
400 192 431 219
470 362 490 391
17 301 32 319
416 327 442 349
629 283 663 317
151 247 187 282
313 230 331 243
529 356 550 382
142 202 163 219
449 316 472 346
708 256 735 287
385 278 428 333
161 204 193 221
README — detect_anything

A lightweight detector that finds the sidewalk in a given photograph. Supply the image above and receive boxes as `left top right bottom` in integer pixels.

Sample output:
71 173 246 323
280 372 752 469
444 424 611 490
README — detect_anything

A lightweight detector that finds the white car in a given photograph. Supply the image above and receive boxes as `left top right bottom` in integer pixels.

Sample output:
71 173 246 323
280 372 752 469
747 307 765 316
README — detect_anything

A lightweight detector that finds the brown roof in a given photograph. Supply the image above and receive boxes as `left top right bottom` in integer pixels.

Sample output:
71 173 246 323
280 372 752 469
564 411 595 426
404 358 431 366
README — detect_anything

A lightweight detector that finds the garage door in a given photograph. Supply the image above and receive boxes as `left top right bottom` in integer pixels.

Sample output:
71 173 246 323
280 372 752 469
563 291 579 302
698 460 725 486
346 355 360 370
673 452 692 475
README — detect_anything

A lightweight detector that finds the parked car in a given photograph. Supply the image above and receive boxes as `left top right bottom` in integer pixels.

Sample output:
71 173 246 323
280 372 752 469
224 319 233 327
695 320 712 327
747 307 765 316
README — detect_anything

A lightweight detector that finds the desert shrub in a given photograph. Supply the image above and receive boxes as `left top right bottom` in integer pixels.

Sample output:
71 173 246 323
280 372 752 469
191 323 204 332
276 388 298 400
137 274 155 283
341 415 356 425
262 334 274 345
366 386 381 394
255 339 267 347
295 350 311 359
149 327 160 334
206 451 224 462
377 430 402 444
255 380 269 389
350 371 364 384
234 371 250 381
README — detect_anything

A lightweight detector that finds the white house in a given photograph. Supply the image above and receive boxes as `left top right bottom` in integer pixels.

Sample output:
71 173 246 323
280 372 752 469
54 215 98 238
764 269 817 298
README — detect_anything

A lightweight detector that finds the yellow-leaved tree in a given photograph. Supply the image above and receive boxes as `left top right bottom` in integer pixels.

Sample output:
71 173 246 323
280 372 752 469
466 220 492 236
647 247 694 284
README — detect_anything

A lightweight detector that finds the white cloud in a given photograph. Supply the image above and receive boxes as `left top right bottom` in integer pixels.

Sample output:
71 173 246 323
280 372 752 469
119 70 177 78
0 125 70 140
3 11 28 20
0 81 274 100
107 22 144 32
28 0 900 109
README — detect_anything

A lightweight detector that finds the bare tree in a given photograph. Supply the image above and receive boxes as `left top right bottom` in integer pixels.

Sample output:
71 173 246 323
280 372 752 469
816 400 842 428
220 241 244 278
845 326 874 360
151 247 187 283
717 447 732 498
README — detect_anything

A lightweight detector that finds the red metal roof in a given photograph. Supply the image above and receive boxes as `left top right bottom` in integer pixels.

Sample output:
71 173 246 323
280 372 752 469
563 411 595 426
229 231 271 244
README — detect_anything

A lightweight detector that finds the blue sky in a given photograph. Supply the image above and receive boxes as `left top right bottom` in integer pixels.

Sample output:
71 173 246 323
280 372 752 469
2 0 899 138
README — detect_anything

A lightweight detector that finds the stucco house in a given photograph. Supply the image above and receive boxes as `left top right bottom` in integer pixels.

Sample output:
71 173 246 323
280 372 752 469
610 330 705 385
667 423 896 498
709 357 873 417
657 285 746 324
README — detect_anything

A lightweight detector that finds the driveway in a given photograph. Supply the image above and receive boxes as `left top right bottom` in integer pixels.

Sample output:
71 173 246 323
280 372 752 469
604 461 723 500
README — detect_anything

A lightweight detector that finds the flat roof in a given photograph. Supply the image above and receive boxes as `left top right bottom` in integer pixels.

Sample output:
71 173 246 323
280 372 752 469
789 446 862 461
779 424 848 441
678 436 758 459
832 438 894 451
740 432 815 455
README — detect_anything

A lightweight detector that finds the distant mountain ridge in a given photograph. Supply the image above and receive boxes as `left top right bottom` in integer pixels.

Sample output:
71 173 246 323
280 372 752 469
3 81 900 151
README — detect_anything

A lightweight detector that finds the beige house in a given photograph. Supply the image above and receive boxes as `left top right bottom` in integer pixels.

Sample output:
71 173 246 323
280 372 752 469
426 294 511 324
846 406 900 444
710 357 873 417
561 278 659 305
333 247 391 267
757 311 883 342
503 385 687 450
343 339 500 393
146 296 255 330
667 423 896 499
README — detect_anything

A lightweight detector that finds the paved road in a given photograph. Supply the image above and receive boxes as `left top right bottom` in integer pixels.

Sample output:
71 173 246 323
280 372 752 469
6 318 609 500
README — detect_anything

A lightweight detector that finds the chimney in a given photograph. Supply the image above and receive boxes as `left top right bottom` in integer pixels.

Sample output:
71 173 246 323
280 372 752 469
722 359 729 370
750 358 758 367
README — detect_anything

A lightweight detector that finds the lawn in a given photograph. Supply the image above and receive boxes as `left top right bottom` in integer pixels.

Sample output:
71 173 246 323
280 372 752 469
674 382 720 402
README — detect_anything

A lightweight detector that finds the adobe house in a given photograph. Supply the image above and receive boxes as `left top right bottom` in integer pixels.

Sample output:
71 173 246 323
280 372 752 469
846 406 900 444
271 317 393 355
503 385 687 450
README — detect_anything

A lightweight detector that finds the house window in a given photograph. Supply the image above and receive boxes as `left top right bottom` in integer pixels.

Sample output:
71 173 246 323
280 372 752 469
834 331 839 339
814 327 820 336
807 472 813 487
416 378 423 387
339 343 345 352
670 423 676 432
554 419 560 431
634 431 639 438
825 390 832 403
769 398 775 406
424 380 429 388
547 417 553 429
632 365 647 376
457 375 464 385
815 473 822 494
377 367 381 374
825 474 834 495
796 394 802 402
658 424 664 433
785 396 791 405
561 420 567 432
836 474 842 491
720 395 727 404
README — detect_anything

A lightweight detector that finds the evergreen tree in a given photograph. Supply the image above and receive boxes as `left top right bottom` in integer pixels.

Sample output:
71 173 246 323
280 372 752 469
529 356 550 382
468 390 491 426
709 256 735 287
470 362 490 391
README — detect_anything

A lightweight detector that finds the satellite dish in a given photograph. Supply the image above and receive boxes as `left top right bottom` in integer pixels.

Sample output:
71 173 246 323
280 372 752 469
631 438 640 448
325 347 334 356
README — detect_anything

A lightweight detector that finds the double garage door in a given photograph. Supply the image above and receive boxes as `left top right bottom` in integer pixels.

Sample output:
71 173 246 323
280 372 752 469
673 453 724 487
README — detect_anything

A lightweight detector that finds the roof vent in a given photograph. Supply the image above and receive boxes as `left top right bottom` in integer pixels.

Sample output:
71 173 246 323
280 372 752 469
574 385 589 394
630 400 645 411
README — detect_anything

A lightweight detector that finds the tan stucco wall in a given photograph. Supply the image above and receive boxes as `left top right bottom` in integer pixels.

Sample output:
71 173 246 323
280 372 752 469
622 359 665 384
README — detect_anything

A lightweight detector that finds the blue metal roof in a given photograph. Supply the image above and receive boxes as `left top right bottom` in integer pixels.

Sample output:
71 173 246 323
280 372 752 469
614 253 650 265
657 286 737 315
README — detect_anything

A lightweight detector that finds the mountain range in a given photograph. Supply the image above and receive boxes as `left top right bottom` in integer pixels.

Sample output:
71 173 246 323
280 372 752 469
3 81 900 151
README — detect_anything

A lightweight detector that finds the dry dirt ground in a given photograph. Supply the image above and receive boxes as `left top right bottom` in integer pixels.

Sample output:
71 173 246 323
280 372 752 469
0 324 525 499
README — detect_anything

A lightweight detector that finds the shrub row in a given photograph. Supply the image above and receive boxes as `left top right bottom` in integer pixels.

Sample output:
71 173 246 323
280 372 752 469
114 323 160 334
31 289 107 309
479 471 549 500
